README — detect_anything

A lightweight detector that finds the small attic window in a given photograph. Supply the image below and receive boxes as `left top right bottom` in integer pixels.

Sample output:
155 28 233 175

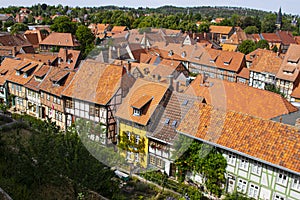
181 51 186 58
164 118 170 125
168 50 174 56
182 99 189 106
133 108 141 116
16 70 21 76
172 120 177 127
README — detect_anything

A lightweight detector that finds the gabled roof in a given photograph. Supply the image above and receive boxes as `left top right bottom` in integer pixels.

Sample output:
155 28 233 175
57 48 81 69
0 58 15 86
206 48 245 72
0 34 31 46
39 67 75 96
184 75 298 119
209 25 234 35
148 92 204 144
39 32 79 47
277 31 296 45
236 67 250 79
5 58 43 85
276 44 300 82
177 102 300 175
24 65 51 91
115 78 169 126
260 33 281 43
150 59 182 78
16 53 57 65
111 26 127 34
247 49 283 75
62 60 127 105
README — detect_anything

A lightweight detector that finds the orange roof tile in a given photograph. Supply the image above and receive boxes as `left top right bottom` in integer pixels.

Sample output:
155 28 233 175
177 102 300 174
24 65 51 91
111 26 127 34
236 67 250 79
39 67 76 97
62 60 126 105
57 48 81 70
276 44 300 82
16 53 57 65
132 95 153 109
5 58 43 85
209 25 234 35
0 58 15 86
248 49 283 74
116 79 169 126
206 48 245 72
292 83 300 99
185 75 298 119
40 32 79 47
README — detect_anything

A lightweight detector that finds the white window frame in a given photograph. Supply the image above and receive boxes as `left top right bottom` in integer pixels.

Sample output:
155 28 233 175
277 172 287 186
248 183 259 199
126 151 133 161
237 178 247 193
135 153 139 162
273 193 285 200
133 108 141 116
291 176 300 190
239 158 249 170
251 161 262 175
227 153 236 166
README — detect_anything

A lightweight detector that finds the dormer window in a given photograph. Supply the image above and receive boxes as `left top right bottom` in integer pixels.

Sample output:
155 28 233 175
133 108 141 116
16 70 21 76
223 57 232 66
131 95 153 117
23 73 28 78
287 57 299 64
181 51 186 58
168 50 174 56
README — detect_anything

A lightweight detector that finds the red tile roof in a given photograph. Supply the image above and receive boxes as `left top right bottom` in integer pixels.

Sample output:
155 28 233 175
62 60 126 105
185 75 298 119
277 31 296 45
116 79 169 126
209 25 234 35
247 49 283 74
0 58 15 86
276 44 300 82
177 102 300 174
40 32 79 47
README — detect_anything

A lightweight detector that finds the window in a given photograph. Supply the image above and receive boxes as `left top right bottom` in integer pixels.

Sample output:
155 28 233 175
182 100 189 106
157 157 165 168
55 111 62 122
248 183 259 199
237 179 247 193
252 162 262 175
66 99 74 109
291 177 300 190
239 158 249 170
150 155 156 165
41 92 44 98
135 153 139 162
227 153 236 165
172 120 177 127
53 96 57 103
47 94 50 101
133 108 141 116
135 135 140 144
277 172 287 185
95 107 100 117
164 118 170 125
273 194 285 200
89 105 95 116
126 151 132 161
57 98 61 105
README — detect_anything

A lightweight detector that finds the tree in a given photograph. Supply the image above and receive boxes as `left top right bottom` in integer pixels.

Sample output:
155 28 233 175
238 40 256 54
261 14 277 33
244 26 259 34
173 136 227 197
75 25 95 58
10 23 29 34
256 40 269 50
198 22 210 33
50 16 77 35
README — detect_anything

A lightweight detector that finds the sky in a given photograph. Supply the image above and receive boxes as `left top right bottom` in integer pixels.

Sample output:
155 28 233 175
0 0 299 15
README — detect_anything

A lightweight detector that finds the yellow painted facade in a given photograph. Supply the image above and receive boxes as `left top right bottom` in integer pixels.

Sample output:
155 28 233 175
119 122 148 168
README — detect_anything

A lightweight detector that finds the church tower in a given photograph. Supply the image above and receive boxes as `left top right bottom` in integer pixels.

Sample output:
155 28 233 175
276 7 282 29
